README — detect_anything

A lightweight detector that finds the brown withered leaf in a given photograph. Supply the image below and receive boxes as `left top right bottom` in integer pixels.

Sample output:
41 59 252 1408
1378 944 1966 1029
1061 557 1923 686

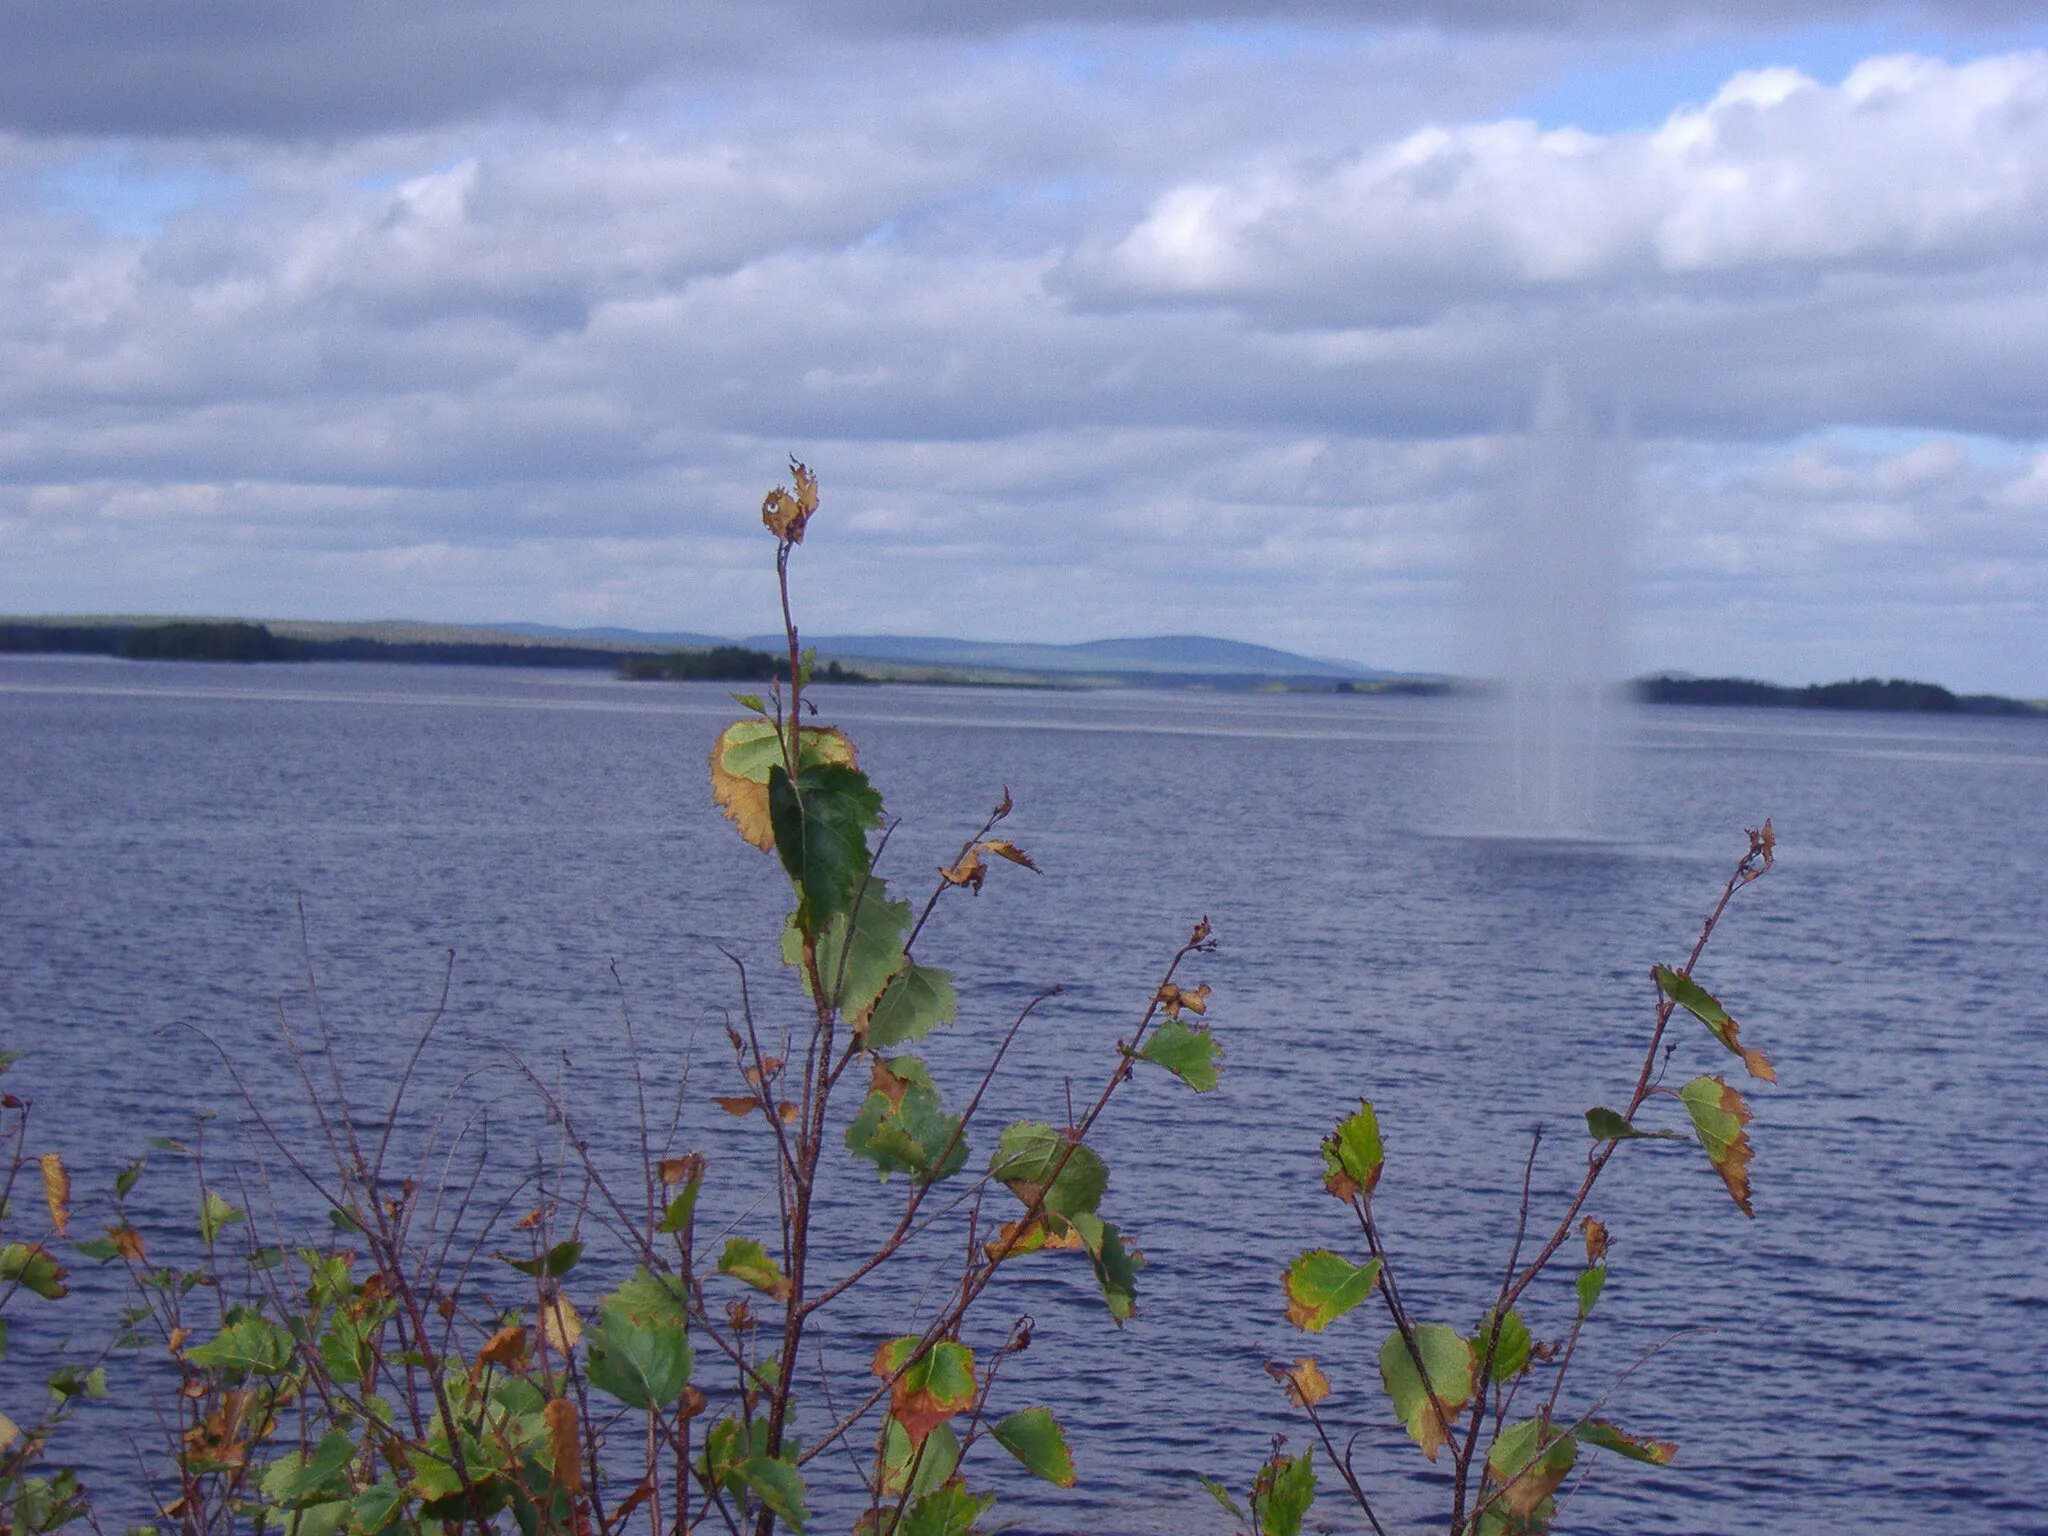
1266 1356 1332 1408
611 1484 655 1527
656 1154 703 1187
681 1385 708 1419
1156 982 1210 1019
995 787 1014 819
39 1152 69 1238
1580 1217 1609 1265
545 1397 584 1491
981 839 1039 871
868 1058 915 1109
110 1225 146 1262
167 1326 192 1355
478 1325 530 1372
742 1056 785 1086
760 459 820 543
0 1412 17 1453
777 1102 801 1124
713 1095 761 1118
983 1216 1085 1261
939 848 987 892
515 1208 545 1231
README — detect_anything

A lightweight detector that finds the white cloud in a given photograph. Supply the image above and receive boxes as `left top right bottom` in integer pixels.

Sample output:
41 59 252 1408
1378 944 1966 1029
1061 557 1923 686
1084 51 2048 308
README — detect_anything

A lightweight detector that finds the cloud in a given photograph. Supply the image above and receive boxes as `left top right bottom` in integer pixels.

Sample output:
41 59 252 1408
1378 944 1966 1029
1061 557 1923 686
1081 52 2048 311
0 20 2043 690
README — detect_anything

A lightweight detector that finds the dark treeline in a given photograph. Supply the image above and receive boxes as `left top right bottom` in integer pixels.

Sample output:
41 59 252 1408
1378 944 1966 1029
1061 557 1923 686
0 620 823 680
1636 674 2042 716
618 645 867 683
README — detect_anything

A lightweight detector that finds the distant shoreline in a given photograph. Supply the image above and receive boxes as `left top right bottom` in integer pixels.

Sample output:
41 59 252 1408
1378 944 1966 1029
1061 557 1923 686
2 619 2041 713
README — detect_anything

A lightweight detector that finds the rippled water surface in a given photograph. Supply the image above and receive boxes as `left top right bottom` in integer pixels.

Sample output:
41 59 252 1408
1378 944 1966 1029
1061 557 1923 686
3 656 2045 1534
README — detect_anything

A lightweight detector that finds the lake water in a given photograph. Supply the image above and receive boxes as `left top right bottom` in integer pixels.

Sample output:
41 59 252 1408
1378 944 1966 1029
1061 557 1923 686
2 656 2045 1534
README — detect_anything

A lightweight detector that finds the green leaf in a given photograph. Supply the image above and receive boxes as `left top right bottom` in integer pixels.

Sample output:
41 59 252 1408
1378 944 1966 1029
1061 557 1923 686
989 1122 1107 1220
1283 1249 1380 1333
1680 1074 1756 1217
0 1316 10 1363
899 1481 995 1536
606 1266 691 1329
586 1309 692 1411
1578 1419 1677 1464
114 1159 146 1199
1069 1212 1143 1324
0 1243 66 1299
1656 965 1774 1081
47 1365 108 1400
1251 1447 1315 1536
1321 1101 1384 1200
768 761 883 928
846 1058 968 1185
503 1239 583 1279
865 964 959 1050
1585 1106 1687 1143
1486 1418 1577 1520
991 1407 1076 1488
147 1136 189 1154
1136 1017 1222 1092
1575 1263 1607 1320
737 1456 809 1533
659 1171 703 1234
732 692 768 716
71 1237 120 1263
187 1313 295 1375
259 1430 356 1506
880 1419 960 1500
717 1238 790 1302
1197 1476 1247 1522
352 1480 406 1536
199 1189 244 1245
1473 1307 1531 1382
1377 1324 1474 1460
782 882 911 1021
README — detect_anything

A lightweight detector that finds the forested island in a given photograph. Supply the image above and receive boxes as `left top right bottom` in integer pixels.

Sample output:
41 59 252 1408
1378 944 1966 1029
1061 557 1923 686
1634 674 2044 716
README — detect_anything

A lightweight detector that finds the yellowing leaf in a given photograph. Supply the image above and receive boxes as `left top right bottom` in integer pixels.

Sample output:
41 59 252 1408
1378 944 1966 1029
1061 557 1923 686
718 1237 791 1303
709 722 857 853
1266 1355 1331 1408
1487 1418 1577 1519
0 1411 16 1451
1322 1101 1384 1202
1680 1074 1757 1218
982 839 1038 871
110 1225 147 1262
1579 1418 1678 1465
712 1095 760 1118
38 1152 68 1237
1155 982 1210 1018
1656 966 1775 1082
1378 1324 1473 1461
540 1295 583 1355
872 1338 976 1447
1283 1249 1380 1332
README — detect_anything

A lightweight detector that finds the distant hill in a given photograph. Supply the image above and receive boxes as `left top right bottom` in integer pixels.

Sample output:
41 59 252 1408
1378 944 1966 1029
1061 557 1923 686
1 616 1418 690
741 633 1384 681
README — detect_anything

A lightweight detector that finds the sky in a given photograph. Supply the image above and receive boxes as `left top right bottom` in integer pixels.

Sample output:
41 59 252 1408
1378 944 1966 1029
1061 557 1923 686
3 2 2048 691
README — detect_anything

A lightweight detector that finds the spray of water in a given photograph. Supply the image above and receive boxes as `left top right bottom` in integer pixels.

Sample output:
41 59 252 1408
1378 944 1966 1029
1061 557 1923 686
1474 368 1630 838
